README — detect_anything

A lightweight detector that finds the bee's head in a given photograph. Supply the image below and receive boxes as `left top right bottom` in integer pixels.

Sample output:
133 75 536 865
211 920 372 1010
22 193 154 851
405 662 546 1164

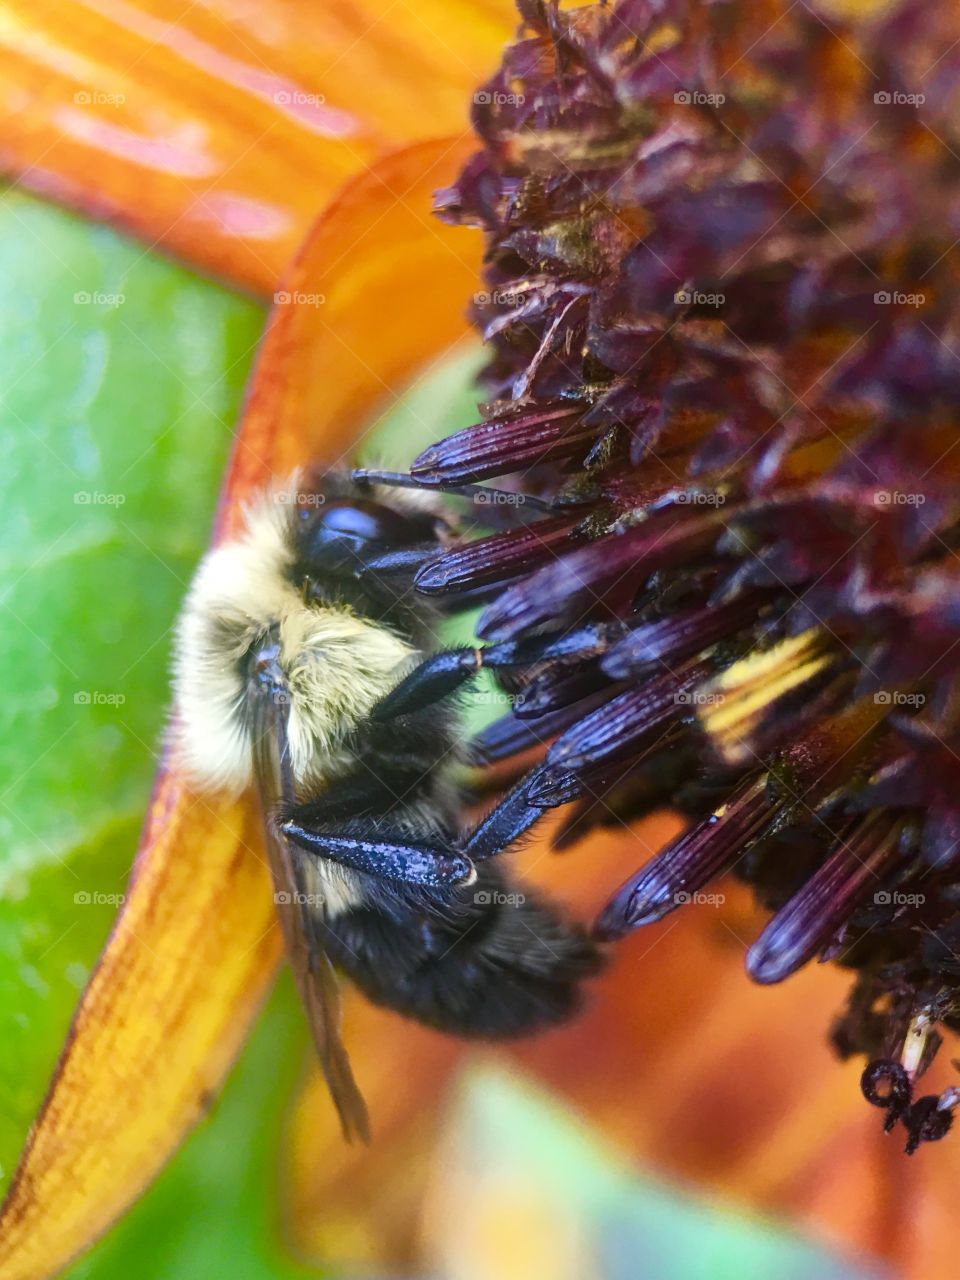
287 472 449 618
293 494 435 572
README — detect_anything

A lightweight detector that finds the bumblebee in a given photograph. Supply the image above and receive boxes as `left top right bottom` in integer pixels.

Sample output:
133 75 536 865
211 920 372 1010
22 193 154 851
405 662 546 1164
172 470 600 1139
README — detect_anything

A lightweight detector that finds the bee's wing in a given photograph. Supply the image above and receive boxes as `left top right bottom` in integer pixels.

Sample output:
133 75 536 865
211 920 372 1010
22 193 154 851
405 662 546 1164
251 693 370 1143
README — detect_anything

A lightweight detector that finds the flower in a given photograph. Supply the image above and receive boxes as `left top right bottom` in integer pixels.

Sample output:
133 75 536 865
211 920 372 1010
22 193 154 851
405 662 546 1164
404 0 960 1157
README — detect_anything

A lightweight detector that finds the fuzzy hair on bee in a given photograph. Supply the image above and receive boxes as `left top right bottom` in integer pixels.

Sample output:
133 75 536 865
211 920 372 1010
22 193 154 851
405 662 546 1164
172 468 601 1140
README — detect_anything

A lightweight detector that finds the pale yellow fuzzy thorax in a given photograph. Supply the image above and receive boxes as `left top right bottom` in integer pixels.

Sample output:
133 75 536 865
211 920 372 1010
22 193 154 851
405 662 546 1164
172 492 416 795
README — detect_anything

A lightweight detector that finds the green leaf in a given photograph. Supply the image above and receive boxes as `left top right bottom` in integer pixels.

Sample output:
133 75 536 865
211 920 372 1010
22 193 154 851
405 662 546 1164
0 187 264 1176
437 1068 888 1280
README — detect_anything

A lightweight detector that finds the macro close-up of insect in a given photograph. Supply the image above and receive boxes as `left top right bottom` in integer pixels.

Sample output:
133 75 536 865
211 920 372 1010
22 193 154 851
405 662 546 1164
172 469 600 1139
7 2 960 1279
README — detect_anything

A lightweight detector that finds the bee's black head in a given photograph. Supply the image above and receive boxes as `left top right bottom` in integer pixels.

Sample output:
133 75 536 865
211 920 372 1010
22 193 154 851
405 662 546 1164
288 470 447 636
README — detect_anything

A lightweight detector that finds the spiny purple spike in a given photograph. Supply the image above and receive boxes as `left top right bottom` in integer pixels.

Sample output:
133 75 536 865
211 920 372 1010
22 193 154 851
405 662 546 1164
535 661 710 779
415 514 584 594
515 663 612 719
468 685 619 764
477 513 724 641
410 405 596 485
747 814 903 985
594 776 772 937
601 593 764 677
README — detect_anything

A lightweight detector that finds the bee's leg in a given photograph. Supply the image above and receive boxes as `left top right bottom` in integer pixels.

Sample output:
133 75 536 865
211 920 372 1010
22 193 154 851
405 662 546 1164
280 817 476 888
460 764 569 861
371 622 627 721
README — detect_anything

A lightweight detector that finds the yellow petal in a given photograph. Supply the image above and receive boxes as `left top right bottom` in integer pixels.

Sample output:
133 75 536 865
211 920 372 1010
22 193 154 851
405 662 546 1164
0 133 482 1279
0 777 281 1280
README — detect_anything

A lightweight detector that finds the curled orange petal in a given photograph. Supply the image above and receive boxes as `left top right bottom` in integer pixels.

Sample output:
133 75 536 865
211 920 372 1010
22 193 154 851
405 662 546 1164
0 0 512 293
0 134 481 1279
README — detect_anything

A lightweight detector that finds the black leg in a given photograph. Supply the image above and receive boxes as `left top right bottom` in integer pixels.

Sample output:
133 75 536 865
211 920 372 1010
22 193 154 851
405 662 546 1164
370 648 481 720
371 622 628 721
281 817 477 889
462 765 558 861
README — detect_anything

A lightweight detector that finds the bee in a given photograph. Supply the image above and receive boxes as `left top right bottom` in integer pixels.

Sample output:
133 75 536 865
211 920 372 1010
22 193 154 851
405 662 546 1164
172 469 600 1139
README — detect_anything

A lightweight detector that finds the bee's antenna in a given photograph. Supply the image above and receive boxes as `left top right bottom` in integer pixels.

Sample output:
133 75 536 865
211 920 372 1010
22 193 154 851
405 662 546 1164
351 466 556 514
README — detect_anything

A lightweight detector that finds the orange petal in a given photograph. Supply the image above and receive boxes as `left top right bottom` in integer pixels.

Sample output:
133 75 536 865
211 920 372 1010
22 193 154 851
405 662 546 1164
215 133 482 535
0 777 281 1280
0 0 511 294
0 134 482 1279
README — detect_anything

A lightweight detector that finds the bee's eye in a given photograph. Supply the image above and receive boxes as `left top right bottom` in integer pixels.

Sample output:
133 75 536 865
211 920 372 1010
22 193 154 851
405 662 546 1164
294 497 435 580
314 500 411 543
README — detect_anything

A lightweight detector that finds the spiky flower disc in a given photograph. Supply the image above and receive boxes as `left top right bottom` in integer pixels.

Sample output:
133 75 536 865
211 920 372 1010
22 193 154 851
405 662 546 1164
396 0 960 1151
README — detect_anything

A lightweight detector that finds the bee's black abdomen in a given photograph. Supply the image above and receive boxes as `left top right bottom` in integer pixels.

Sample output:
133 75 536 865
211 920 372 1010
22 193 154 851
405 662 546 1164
321 867 602 1038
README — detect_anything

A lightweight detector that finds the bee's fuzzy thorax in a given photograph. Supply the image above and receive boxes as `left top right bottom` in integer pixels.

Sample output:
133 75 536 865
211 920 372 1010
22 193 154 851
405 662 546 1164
172 485 417 794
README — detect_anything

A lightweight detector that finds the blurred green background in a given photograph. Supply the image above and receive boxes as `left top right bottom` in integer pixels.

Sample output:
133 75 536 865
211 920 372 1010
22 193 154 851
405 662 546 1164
0 188 888 1280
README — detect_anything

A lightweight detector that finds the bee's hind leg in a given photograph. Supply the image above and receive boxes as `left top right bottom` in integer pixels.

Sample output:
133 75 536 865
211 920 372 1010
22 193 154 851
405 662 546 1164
280 815 476 889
